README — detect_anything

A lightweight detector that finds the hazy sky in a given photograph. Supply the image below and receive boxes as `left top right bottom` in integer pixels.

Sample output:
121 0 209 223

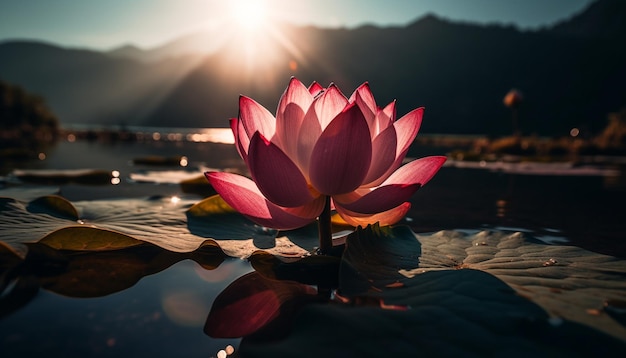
0 0 595 50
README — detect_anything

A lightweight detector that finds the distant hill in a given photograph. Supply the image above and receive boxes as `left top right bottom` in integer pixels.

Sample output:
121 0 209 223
0 0 624 135
106 31 222 63
0 41 202 126
549 0 626 39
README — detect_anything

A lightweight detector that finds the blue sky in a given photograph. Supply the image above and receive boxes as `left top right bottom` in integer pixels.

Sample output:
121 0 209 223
0 0 594 49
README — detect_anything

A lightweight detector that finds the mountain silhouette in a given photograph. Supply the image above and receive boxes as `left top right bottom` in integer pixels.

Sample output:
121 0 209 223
0 0 624 136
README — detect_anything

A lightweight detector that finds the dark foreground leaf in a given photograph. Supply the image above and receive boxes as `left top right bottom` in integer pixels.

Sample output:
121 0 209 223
239 269 626 357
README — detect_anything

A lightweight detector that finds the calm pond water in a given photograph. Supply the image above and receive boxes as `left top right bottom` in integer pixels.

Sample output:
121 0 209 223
1 128 625 356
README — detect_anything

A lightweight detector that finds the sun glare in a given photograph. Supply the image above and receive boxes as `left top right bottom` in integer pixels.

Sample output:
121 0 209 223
230 0 268 31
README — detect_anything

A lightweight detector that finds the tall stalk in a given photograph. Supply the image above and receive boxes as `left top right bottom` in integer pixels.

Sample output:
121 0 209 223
317 195 332 254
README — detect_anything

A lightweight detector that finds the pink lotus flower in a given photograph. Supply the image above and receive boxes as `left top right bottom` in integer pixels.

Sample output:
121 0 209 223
205 78 445 233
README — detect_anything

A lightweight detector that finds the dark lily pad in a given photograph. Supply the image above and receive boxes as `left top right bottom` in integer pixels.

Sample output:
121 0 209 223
39 226 144 251
11 169 116 185
408 230 626 339
36 244 223 298
238 269 625 357
249 250 340 287
27 195 79 220
340 224 421 296
235 226 626 355
0 194 334 259
0 186 60 201
180 175 217 197
132 155 187 166
187 195 329 258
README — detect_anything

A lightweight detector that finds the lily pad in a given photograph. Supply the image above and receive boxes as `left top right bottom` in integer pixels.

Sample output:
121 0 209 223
132 155 187 166
0 243 226 320
11 169 116 185
35 244 224 298
407 230 626 340
0 186 60 201
27 195 79 220
39 226 143 251
238 269 625 357
0 194 340 259
231 226 626 356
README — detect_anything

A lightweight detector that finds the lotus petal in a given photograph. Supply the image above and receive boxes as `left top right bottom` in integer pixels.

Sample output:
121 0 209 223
349 83 376 118
374 100 396 133
354 91 376 136
308 82 324 97
239 96 276 140
309 104 372 195
230 118 249 162
365 108 425 187
275 78 313 155
362 125 397 185
394 107 424 160
382 156 447 187
205 172 318 230
248 132 316 207
335 202 411 227
334 183 420 214
312 84 348 130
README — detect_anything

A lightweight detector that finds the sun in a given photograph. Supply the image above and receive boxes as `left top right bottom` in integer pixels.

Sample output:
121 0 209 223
229 0 268 31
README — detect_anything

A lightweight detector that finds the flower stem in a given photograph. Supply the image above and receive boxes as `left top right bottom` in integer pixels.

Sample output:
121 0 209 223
318 195 332 255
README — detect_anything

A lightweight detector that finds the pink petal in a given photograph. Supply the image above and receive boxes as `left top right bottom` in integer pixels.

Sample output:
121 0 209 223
354 91 377 137
309 103 372 195
313 84 348 130
364 107 425 187
308 81 324 97
362 124 397 185
274 102 307 161
295 107 322 177
277 78 312 118
335 202 411 228
239 96 276 140
334 183 420 214
382 155 447 187
348 82 376 115
248 132 317 207
374 100 396 134
230 118 249 162
381 100 396 122
336 156 446 214
205 172 321 230
274 78 312 156
394 107 424 159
